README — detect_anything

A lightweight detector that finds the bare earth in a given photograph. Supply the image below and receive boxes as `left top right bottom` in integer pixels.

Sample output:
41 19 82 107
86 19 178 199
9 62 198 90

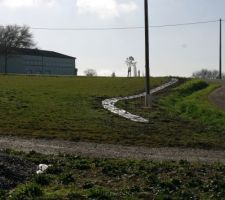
1 136 225 163
0 152 36 190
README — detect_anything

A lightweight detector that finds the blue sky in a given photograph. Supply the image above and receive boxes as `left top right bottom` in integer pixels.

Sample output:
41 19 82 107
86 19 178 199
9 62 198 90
0 0 225 77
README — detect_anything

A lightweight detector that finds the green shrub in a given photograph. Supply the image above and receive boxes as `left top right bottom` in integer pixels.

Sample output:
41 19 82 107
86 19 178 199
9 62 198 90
75 160 92 170
26 151 50 164
179 160 190 166
175 80 208 97
10 183 43 200
34 174 51 186
88 187 115 200
0 189 6 199
130 185 141 193
102 163 129 177
145 174 160 185
83 181 95 189
46 165 63 175
60 173 75 185
188 178 203 188
67 191 87 200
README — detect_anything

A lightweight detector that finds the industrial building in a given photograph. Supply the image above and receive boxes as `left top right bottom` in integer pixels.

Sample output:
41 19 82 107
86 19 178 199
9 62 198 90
0 48 77 75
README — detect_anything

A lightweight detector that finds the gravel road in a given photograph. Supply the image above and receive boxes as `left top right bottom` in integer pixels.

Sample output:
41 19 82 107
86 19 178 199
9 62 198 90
1 136 225 163
209 84 225 112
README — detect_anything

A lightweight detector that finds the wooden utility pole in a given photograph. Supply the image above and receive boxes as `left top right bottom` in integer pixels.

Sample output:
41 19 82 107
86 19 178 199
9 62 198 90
144 0 151 107
219 18 222 79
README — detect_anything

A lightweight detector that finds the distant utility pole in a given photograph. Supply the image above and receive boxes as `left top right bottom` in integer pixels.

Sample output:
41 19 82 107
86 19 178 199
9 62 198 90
144 0 151 107
219 18 222 79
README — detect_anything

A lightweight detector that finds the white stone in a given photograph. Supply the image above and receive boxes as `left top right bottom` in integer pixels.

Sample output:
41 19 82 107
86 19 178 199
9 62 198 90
36 164 49 174
36 170 43 175
102 78 178 123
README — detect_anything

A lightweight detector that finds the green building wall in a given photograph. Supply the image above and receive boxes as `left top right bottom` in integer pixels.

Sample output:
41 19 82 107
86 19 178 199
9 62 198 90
0 54 77 75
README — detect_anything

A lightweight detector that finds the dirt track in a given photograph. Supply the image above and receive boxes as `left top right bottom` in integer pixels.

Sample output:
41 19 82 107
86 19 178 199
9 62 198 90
209 83 225 111
1 136 225 164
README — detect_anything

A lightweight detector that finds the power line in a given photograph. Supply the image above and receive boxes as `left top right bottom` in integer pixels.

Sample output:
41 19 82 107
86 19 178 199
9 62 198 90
30 26 144 31
150 19 220 28
30 19 222 31
33 20 220 31
0 19 223 31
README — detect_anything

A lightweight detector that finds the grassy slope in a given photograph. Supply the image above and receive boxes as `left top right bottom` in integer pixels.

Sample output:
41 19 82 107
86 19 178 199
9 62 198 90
117 79 225 149
0 75 167 143
4 151 225 200
1 75 225 149
161 79 225 128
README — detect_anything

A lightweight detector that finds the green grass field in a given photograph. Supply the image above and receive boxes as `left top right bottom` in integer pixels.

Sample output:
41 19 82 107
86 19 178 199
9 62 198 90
1 75 225 149
0 75 167 143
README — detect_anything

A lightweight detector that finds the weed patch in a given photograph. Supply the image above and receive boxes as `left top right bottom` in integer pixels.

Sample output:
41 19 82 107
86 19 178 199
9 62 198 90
10 183 43 200
2 152 225 199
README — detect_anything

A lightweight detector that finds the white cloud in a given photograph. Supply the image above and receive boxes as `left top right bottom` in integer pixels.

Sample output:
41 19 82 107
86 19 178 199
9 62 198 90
76 0 138 19
1 0 55 8
119 2 137 13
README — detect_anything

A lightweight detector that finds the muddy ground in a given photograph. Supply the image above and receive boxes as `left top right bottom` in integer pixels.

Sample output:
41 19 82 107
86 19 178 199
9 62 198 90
0 153 36 190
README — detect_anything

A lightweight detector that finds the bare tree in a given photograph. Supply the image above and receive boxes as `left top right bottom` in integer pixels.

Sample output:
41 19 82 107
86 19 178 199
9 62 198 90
84 69 97 77
0 25 36 73
192 69 225 79
111 72 116 77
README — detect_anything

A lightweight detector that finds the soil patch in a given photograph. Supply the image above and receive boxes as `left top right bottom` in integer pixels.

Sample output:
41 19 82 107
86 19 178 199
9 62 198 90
209 85 225 112
0 153 36 190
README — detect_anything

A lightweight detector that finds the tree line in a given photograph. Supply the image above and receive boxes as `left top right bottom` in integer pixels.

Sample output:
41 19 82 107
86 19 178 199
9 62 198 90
192 69 225 79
